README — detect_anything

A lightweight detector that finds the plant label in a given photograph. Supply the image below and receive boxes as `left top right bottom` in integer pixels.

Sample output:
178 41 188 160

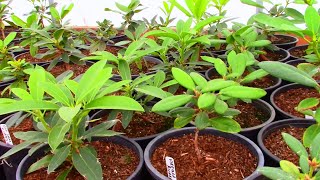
305 111 316 119
0 124 13 145
166 156 177 180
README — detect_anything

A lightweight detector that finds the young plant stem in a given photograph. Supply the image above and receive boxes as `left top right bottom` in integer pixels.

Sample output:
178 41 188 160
1 28 4 40
194 128 202 161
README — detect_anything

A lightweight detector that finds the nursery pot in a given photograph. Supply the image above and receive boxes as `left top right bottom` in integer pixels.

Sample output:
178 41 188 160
91 109 173 150
144 127 264 180
111 56 163 81
271 34 299 50
288 45 308 60
16 135 144 180
261 48 290 63
0 114 30 180
110 34 129 44
270 83 315 119
205 67 282 100
257 119 315 167
189 100 276 143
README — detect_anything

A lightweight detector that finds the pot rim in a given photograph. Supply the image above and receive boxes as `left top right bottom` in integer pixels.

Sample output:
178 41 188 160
271 34 299 46
288 44 309 60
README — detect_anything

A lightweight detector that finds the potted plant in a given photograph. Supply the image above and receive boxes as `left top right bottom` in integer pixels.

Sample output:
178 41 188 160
0 0 16 39
0 60 146 179
144 67 266 179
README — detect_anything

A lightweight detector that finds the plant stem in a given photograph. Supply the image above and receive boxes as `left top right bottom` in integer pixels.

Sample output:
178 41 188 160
194 128 202 161
313 39 320 61
1 28 4 40
35 110 51 132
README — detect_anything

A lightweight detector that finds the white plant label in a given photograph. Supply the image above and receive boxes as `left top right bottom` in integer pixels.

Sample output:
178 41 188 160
305 111 316 119
166 156 177 180
0 124 13 145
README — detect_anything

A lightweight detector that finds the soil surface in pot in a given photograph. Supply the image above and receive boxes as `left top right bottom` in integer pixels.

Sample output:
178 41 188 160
48 62 90 78
17 49 62 63
206 44 227 52
264 126 305 165
233 102 267 128
209 71 277 89
289 46 307 58
269 35 293 44
274 87 320 118
258 49 286 62
0 118 34 145
113 60 158 75
24 141 139 180
151 133 257 180
82 45 121 56
95 112 173 138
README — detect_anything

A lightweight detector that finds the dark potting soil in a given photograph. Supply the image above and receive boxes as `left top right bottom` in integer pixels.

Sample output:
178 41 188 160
17 49 62 63
0 118 34 145
274 87 320 118
151 133 257 180
49 62 90 78
82 45 121 56
269 35 292 44
96 112 173 138
113 61 158 75
24 141 139 180
289 46 307 58
207 44 227 51
233 102 267 128
258 49 286 62
264 126 305 165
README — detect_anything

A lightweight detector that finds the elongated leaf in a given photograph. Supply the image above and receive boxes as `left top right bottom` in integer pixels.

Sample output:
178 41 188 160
299 155 309 174
85 96 144 111
240 0 264 8
194 16 223 32
174 116 193 128
83 120 119 139
201 56 227 77
282 133 308 157
0 100 59 115
11 15 26 27
247 40 271 47
297 98 319 111
259 61 319 88
50 7 60 20
97 80 131 98
310 132 320 160
172 67 195 90
72 147 102 180
202 79 238 93
118 60 131 80
214 98 228 114
190 72 207 89
48 145 71 173
28 68 45 101
280 160 300 176
27 155 52 174
48 123 71 151
303 124 320 147
241 69 268 84
220 86 266 99
258 167 296 180
210 117 241 133
254 13 301 32
135 85 171 99
4 32 17 46
305 6 320 34
169 0 192 17
58 105 81 123
41 82 73 106
0 140 35 159
152 95 194 112
198 93 216 109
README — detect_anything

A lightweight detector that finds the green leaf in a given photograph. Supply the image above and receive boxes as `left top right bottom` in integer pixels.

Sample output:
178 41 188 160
195 112 210 130
299 155 309 174
169 0 192 17
190 72 207 89
194 16 223 32
202 79 238 93
27 155 52 174
169 107 195 117
258 167 296 180
0 140 35 159
304 124 320 147
241 69 269 84
254 13 301 32
214 98 228 114
305 6 320 34
48 145 71 173
198 93 216 109
310 132 320 160
315 108 320 123
48 123 71 151
41 82 73 106
279 160 300 176
247 40 271 47
135 85 171 99
58 105 81 123
28 68 46 101
152 95 194 112
282 133 308 157
11 15 26 27
118 60 131 80
53 29 64 41
259 61 319 88
296 98 319 111
174 116 193 128
85 96 144 111
0 100 59 115
4 32 17 47
97 80 131 98
172 67 195 90
50 7 60 21
83 120 120 139
210 117 241 133
201 56 227 77
240 0 264 8
220 86 266 99
56 167 72 180
228 52 246 78
72 146 102 180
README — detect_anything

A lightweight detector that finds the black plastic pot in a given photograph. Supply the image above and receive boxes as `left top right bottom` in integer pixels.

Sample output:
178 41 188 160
144 127 264 180
16 136 144 180
270 83 313 119
288 45 308 60
0 115 30 180
265 48 290 62
91 110 173 150
111 56 163 81
110 34 129 44
257 119 315 167
205 67 282 100
271 34 299 50
188 99 275 143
